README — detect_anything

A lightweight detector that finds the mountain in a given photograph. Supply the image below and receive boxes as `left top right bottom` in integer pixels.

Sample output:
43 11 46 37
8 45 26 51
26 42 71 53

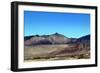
75 34 90 51
24 33 90 46
24 36 34 41
24 33 75 46
76 34 90 43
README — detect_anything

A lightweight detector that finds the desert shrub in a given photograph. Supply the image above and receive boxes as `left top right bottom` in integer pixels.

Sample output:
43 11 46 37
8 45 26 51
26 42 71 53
78 54 85 59
44 57 50 59
70 55 76 58
34 57 41 59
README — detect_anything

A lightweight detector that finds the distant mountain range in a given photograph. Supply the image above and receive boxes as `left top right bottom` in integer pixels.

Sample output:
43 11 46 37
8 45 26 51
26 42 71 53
24 33 90 46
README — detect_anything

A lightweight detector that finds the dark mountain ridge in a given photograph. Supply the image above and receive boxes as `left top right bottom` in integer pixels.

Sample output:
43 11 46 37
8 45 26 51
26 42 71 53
24 33 90 46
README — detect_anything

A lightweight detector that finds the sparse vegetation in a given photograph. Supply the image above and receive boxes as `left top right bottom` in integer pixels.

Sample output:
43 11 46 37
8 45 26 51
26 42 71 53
24 44 90 61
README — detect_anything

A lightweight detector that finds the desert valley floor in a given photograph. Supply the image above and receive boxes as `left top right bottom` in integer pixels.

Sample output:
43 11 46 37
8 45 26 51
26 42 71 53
24 44 90 62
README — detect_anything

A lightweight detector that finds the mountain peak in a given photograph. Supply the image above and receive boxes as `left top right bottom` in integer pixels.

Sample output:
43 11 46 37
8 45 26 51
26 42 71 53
52 32 66 37
54 32 60 35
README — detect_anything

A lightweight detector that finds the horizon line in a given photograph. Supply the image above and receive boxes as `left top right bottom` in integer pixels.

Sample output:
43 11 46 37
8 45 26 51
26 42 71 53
24 33 90 38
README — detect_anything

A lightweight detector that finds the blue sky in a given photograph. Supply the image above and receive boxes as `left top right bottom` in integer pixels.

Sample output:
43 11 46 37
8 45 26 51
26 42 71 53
24 11 90 38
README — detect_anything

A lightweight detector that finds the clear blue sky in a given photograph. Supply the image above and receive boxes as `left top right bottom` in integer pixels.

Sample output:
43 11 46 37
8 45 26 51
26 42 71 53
24 11 90 38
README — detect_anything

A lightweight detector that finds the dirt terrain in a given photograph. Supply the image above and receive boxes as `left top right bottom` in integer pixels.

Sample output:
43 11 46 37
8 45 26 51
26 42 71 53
24 44 90 61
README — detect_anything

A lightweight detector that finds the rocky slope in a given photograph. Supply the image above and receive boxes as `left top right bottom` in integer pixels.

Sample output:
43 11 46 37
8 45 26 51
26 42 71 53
24 33 77 46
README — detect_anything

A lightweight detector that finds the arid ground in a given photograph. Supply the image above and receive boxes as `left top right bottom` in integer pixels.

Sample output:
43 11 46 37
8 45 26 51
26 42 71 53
24 44 90 62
